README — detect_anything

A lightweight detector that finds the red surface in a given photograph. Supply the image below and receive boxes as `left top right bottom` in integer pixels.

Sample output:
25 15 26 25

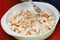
0 0 60 40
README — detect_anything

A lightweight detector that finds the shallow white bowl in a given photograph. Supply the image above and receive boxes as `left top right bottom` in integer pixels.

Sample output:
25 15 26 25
1 2 60 40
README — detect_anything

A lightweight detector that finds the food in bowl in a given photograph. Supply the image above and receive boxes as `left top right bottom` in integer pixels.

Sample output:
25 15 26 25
7 9 55 36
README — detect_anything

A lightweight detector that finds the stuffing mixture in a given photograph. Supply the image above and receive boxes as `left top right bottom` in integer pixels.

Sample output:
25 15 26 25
7 9 55 36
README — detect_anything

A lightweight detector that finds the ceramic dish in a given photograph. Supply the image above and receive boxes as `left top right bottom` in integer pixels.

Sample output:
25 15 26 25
1 2 60 40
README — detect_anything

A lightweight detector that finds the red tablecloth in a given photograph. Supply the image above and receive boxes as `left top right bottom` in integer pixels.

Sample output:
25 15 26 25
0 0 60 40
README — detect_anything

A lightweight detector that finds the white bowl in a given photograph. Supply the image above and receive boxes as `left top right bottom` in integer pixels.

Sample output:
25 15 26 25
1 2 60 40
